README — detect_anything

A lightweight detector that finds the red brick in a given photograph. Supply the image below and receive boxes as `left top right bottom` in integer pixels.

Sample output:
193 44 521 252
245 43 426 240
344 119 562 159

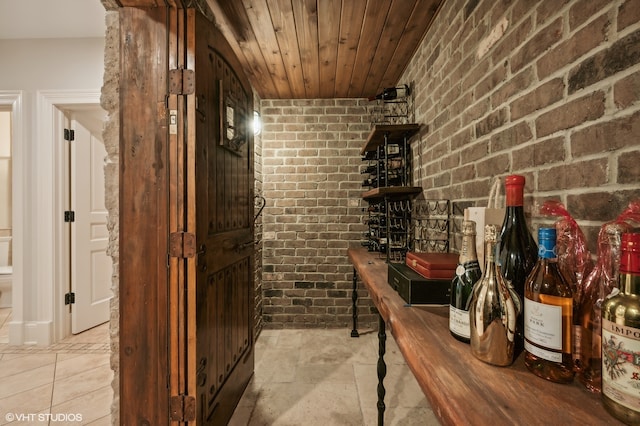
571 109 640 157
614 70 640 109
568 189 640 221
511 78 565 120
569 0 614 30
569 29 640 93
619 0 640 31
537 14 609 80
513 136 565 170
539 158 608 191
618 150 640 184
511 18 563 73
491 66 535 108
491 122 533 153
535 91 605 137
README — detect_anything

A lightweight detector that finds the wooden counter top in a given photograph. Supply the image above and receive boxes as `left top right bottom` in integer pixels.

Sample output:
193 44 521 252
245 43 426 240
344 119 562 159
348 247 620 426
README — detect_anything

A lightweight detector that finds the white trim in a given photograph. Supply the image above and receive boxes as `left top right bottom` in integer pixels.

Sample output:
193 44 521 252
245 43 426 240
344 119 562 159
0 91 25 346
37 90 102 345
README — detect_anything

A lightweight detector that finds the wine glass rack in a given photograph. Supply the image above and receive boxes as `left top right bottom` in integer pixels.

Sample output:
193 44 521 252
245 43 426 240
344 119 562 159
412 199 451 253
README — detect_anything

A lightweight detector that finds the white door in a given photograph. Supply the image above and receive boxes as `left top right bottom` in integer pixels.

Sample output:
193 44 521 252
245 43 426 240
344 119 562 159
68 115 111 334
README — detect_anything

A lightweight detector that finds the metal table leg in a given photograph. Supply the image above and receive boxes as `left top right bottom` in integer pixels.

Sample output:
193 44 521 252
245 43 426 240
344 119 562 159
351 267 359 337
377 313 386 426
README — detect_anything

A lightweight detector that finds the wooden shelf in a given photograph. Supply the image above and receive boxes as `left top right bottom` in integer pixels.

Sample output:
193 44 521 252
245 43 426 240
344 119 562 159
362 186 422 200
360 123 421 155
348 247 623 426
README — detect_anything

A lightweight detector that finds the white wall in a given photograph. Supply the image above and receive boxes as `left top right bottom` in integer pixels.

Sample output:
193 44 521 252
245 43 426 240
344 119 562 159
0 37 105 345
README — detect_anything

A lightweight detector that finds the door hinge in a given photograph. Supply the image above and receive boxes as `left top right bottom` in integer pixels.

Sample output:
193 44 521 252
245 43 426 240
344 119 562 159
169 69 195 95
64 211 75 222
170 395 196 422
169 232 196 258
64 128 75 141
65 292 75 305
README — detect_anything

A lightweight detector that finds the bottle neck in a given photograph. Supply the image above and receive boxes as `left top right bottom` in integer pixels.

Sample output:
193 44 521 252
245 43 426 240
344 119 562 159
460 233 478 264
505 184 524 206
483 240 497 274
619 272 640 296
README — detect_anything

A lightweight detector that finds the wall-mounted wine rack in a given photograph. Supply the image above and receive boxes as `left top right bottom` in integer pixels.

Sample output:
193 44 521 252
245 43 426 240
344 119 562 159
412 199 451 253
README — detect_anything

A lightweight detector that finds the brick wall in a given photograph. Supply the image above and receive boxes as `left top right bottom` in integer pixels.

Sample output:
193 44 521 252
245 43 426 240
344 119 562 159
260 99 378 329
259 0 640 328
400 0 640 252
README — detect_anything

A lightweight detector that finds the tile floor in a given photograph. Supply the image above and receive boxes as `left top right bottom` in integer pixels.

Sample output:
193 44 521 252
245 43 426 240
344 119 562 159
0 308 112 425
229 328 439 426
0 308 438 425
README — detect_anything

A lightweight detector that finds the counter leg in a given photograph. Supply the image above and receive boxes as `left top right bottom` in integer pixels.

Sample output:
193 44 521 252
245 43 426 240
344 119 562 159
351 267 359 337
377 313 386 426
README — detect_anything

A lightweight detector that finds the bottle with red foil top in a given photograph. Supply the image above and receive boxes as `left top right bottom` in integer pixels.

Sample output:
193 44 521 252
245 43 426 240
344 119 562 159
601 232 640 424
498 175 538 348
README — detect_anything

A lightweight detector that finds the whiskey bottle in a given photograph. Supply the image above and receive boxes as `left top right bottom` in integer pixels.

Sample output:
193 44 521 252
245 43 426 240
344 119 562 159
450 220 482 343
524 227 575 383
601 232 640 424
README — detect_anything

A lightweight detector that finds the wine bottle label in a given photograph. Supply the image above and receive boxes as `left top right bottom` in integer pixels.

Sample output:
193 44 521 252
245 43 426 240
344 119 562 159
602 318 640 412
449 305 470 339
524 298 563 363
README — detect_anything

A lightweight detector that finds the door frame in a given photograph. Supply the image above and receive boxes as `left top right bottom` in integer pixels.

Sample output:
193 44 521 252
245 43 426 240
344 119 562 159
37 90 104 344
0 91 24 345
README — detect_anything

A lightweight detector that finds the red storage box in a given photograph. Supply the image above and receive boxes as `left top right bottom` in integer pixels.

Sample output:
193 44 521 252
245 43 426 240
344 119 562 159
405 252 458 280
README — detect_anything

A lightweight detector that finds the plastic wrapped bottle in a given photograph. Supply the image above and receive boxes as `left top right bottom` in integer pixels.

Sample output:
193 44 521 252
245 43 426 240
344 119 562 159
578 200 640 392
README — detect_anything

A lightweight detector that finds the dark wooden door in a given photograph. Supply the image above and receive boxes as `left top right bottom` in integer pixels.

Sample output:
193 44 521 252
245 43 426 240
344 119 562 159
119 4 254 424
185 9 255 425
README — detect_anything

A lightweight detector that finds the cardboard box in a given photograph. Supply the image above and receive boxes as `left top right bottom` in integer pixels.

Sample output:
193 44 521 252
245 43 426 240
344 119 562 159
388 262 451 305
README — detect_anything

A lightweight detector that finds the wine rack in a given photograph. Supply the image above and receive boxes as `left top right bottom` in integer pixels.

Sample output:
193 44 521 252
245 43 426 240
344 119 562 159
412 199 451 253
360 124 422 262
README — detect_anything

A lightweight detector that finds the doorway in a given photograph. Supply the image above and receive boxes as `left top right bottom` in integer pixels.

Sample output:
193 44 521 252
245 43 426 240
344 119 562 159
38 91 110 343
59 106 110 334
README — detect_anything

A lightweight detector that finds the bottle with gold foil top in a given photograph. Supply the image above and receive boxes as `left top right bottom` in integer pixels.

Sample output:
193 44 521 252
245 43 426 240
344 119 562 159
469 224 521 366
524 227 575 383
450 220 482 343
601 232 640 424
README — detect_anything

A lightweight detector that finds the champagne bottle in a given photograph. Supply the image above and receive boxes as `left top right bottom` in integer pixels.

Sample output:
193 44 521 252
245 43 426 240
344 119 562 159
524 227 575 383
450 220 482 343
469 224 521 366
498 175 537 349
577 222 626 393
601 232 640 424
368 84 410 101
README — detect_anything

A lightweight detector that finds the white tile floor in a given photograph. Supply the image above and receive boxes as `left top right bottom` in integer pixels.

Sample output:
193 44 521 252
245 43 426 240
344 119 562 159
0 308 112 425
0 308 438 425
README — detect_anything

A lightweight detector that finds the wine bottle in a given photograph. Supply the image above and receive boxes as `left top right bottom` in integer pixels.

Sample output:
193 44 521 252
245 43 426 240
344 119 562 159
368 84 410 101
577 222 626 393
601 232 640 424
450 220 483 343
469 224 521 366
524 227 575 383
498 175 537 349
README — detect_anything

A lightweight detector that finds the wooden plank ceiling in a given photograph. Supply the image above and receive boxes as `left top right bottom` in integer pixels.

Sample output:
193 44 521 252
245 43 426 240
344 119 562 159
111 0 444 99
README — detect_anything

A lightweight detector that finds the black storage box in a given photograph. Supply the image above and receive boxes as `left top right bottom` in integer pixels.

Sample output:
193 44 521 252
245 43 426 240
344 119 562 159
388 262 451 305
